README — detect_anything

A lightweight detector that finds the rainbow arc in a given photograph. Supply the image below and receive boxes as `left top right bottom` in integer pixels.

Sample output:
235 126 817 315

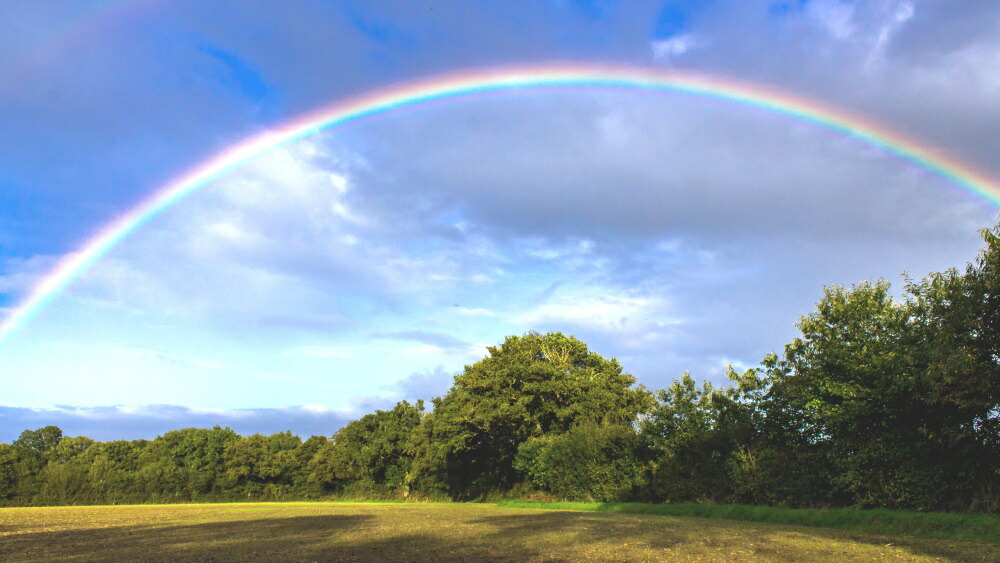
2 64 998 345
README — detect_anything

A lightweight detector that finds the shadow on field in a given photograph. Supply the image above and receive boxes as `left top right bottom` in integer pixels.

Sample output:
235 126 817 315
472 510 686 549
0 512 550 562
2 508 997 561
0 514 373 561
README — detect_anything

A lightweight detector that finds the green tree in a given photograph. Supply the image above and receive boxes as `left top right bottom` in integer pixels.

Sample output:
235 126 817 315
723 361 840 507
289 435 328 497
10 426 64 502
515 420 646 501
309 400 424 497
223 431 302 500
761 232 1000 511
83 440 145 504
413 332 653 499
641 373 737 502
0 444 17 503
769 280 921 506
138 426 239 501
902 221 1000 510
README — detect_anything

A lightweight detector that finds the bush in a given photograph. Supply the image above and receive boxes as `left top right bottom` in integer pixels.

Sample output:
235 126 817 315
515 421 645 502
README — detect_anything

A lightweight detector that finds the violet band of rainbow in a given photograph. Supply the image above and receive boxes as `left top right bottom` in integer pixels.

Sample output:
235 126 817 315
2 64 999 346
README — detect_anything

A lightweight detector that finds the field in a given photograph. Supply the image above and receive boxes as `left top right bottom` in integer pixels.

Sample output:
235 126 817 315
2 502 998 561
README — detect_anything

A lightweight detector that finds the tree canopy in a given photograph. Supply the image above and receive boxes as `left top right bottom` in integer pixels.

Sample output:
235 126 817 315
411 331 652 498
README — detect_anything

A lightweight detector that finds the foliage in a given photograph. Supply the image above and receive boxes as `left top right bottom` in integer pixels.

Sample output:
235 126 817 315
411 331 653 498
640 373 734 502
309 400 423 496
515 420 646 501
0 444 16 501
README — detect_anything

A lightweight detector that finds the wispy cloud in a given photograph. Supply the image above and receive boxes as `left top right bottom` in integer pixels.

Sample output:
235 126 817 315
369 330 470 352
651 33 704 62
511 286 675 335
807 0 857 40
0 254 60 297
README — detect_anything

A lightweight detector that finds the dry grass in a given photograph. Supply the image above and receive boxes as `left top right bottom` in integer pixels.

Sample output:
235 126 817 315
1 502 997 561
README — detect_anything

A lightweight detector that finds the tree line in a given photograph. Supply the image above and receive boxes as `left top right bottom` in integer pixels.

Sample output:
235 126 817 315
2 221 998 512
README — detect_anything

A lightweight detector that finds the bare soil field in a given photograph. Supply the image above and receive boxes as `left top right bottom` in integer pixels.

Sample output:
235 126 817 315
1 502 996 561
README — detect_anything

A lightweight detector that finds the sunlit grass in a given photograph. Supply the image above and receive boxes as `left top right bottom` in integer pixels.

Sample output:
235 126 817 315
498 500 1000 543
2 502 998 561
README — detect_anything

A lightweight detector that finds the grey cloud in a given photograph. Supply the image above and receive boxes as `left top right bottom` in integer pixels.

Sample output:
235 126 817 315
888 2 1000 62
341 92 994 245
396 366 457 402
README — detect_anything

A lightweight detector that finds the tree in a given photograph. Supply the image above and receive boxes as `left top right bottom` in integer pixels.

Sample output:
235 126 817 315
901 220 1000 510
641 373 737 503
309 400 424 496
289 435 328 497
724 360 840 507
10 426 64 502
83 440 145 504
138 426 239 501
413 332 653 499
0 444 16 502
515 420 646 501
223 431 302 499
760 228 1000 511
12 426 63 458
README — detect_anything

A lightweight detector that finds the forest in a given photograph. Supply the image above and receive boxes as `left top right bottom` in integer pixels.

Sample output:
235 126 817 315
2 221 998 513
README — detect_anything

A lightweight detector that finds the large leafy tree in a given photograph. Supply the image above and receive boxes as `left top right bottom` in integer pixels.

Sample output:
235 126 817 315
0 444 17 502
641 373 732 502
82 440 146 504
763 280 923 507
137 426 240 501
413 331 653 499
760 222 1000 510
309 400 424 495
902 221 1000 510
223 431 302 499
10 426 64 502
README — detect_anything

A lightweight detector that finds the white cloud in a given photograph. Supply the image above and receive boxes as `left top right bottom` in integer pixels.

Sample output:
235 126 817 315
512 287 674 334
651 33 703 62
909 39 1000 98
808 0 857 40
0 254 60 295
866 1 915 69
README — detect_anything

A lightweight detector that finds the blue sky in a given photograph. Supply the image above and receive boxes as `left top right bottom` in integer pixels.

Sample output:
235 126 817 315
2 0 999 441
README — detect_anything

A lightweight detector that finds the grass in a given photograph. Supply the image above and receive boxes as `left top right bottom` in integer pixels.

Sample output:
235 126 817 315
1 501 998 561
499 500 1000 543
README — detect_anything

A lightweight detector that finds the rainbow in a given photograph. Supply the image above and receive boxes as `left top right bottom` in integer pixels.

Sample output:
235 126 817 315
2 64 999 346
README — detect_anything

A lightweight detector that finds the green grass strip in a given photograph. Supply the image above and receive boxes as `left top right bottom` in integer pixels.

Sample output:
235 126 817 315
496 501 1000 543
